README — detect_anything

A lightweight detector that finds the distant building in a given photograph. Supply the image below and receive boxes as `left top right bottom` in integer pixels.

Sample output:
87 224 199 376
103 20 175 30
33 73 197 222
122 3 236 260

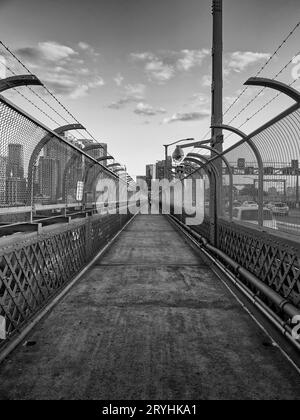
38 157 59 202
5 144 26 205
0 156 6 204
5 177 27 205
145 164 155 189
156 157 172 180
6 143 24 179
136 176 147 184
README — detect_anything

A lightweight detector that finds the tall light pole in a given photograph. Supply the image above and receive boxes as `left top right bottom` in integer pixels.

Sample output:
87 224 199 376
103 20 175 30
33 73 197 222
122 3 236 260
210 0 223 243
211 0 223 150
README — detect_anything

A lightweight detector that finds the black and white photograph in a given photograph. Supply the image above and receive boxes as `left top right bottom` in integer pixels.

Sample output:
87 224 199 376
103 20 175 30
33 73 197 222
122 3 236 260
0 0 299 404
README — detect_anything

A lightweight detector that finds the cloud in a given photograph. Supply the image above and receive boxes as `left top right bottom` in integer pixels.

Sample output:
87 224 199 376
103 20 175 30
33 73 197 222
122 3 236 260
78 41 100 57
202 74 211 87
163 110 210 124
134 102 166 116
177 49 210 71
227 51 271 73
145 60 175 83
130 48 209 83
114 73 124 86
108 84 146 109
190 93 210 106
42 74 105 99
14 41 105 98
17 41 77 63
130 52 155 61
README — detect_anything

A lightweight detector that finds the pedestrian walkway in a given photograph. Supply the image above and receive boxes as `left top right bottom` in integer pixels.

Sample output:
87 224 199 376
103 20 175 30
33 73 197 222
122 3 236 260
0 215 299 400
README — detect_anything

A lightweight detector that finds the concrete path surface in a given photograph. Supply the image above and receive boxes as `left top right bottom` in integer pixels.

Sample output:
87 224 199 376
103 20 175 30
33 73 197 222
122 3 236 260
0 215 299 400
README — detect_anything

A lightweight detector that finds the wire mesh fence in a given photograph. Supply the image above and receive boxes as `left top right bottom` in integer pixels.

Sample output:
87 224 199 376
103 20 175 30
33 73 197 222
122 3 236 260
220 105 300 240
0 95 121 225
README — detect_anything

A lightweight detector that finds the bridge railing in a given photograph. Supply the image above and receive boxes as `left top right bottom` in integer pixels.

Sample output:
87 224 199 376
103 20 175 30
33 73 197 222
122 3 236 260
0 211 133 352
0 89 134 354
172 81 300 321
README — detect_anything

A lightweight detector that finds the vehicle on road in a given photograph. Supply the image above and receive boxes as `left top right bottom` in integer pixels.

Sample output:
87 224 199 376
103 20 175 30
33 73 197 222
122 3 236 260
233 200 242 208
242 201 258 208
268 202 289 216
233 206 277 229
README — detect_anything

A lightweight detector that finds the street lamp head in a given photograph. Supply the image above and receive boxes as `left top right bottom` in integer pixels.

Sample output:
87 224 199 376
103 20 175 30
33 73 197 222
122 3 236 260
172 145 185 163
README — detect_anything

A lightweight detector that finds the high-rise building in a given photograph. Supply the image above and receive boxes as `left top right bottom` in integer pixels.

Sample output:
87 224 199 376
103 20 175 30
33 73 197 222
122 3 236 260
6 143 24 179
145 164 156 191
44 135 79 200
38 157 59 202
136 176 147 183
5 144 26 205
0 156 6 204
156 157 172 180
5 178 27 205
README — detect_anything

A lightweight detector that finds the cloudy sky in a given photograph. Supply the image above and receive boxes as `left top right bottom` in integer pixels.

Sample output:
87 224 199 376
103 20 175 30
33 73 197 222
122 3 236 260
0 0 299 177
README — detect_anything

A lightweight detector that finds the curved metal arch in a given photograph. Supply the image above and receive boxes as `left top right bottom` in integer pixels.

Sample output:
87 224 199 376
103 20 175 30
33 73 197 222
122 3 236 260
79 143 106 153
27 123 85 205
82 160 124 207
107 163 121 169
62 155 114 203
114 168 126 173
183 158 215 180
245 77 300 103
62 142 112 193
98 156 113 162
188 146 232 174
183 156 218 184
187 150 233 220
212 124 264 226
183 157 217 226
54 124 86 135
0 75 42 93
184 154 217 172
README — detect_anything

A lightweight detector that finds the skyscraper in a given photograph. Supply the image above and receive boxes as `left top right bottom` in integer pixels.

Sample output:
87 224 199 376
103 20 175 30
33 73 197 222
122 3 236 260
38 157 59 203
145 164 155 190
6 143 24 179
5 144 26 205
0 156 7 204
156 157 172 180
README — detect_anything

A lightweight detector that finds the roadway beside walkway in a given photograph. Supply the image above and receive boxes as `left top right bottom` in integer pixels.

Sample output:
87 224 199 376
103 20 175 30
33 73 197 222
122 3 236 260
0 215 299 400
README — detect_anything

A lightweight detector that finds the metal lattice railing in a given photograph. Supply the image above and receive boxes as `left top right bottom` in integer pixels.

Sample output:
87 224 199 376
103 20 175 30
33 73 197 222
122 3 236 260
0 213 133 350
217 219 300 309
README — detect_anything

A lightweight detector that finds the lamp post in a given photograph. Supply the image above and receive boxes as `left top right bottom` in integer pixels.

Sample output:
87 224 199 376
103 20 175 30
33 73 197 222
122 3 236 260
211 0 223 239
